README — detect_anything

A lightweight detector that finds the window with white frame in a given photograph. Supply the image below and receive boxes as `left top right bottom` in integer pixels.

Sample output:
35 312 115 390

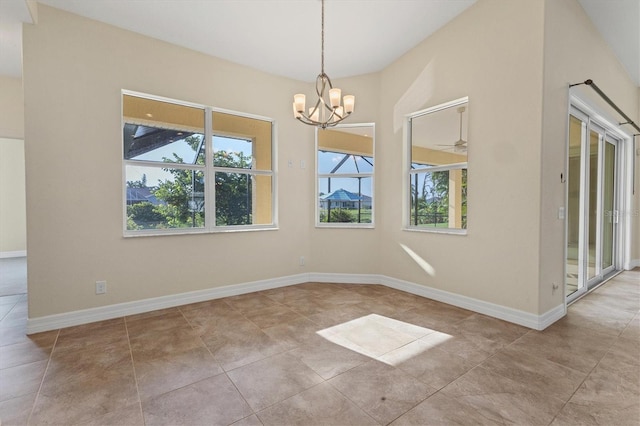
406 98 468 232
316 124 374 226
123 93 274 234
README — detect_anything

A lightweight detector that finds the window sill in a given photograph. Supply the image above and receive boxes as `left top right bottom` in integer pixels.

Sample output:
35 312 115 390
315 224 375 229
123 225 278 238
403 227 467 236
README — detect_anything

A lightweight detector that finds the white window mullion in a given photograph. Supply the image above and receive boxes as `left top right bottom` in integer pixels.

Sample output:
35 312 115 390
214 166 272 176
318 173 374 180
205 107 214 230
124 159 205 172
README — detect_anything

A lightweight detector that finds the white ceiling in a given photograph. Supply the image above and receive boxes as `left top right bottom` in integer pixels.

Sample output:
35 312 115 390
0 0 32 78
577 0 639 87
0 0 638 86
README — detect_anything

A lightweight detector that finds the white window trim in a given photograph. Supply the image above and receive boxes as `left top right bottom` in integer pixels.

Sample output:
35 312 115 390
122 90 277 237
315 123 376 229
403 96 469 235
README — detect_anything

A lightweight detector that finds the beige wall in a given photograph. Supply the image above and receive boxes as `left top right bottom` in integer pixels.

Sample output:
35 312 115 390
0 77 26 255
23 5 311 317
377 0 545 313
0 138 27 254
0 76 24 139
23 1 638 322
539 0 640 312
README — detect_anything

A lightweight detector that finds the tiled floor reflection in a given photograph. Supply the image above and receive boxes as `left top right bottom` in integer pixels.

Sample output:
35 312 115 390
0 269 638 425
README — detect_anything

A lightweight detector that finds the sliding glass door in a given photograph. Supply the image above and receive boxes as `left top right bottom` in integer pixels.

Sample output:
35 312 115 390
566 107 619 302
601 138 617 274
566 114 584 296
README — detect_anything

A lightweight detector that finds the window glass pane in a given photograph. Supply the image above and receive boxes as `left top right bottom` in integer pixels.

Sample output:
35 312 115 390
124 124 205 163
318 177 372 223
213 112 272 171
123 95 205 163
409 169 467 229
318 127 374 172
213 136 252 169
318 151 373 174
410 104 468 167
212 113 273 227
123 95 205 129
126 165 205 230
215 173 272 226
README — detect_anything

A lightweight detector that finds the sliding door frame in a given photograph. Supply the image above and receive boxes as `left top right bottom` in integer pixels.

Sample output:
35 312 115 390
565 94 632 303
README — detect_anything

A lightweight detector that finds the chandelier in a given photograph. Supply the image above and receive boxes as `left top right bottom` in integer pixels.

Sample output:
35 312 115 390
292 0 355 129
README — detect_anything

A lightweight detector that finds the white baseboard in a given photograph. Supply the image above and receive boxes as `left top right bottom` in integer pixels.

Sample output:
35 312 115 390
536 304 567 330
630 259 640 269
379 275 565 330
0 250 26 259
27 273 309 334
27 272 566 334
308 272 383 285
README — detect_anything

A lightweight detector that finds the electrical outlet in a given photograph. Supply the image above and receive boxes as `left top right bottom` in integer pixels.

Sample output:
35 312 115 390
299 256 305 266
95 280 107 294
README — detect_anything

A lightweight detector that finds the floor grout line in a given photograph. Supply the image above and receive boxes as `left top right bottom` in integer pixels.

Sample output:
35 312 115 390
545 334 621 426
123 316 146 426
178 304 262 423
25 327 60 426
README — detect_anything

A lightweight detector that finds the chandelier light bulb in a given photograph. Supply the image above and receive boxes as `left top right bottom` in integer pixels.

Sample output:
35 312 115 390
294 94 306 113
329 88 341 108
343 95 355 114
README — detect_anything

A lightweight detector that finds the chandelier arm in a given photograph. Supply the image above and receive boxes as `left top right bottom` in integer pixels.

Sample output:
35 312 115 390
297 115 349 129
297 109 350 127
316 74 332 102
308 96 323 117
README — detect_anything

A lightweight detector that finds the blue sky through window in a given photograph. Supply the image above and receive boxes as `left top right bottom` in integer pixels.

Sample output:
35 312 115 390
318 150 373 196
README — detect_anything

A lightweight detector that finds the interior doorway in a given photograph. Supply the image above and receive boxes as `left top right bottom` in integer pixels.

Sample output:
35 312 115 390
565 104 624 302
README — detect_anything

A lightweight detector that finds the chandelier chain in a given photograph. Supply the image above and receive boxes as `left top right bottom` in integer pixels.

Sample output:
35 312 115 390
321 0 325 75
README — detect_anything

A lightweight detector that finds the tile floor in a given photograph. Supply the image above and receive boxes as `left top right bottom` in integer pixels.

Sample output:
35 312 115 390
0 268 638 425
0 257 27 297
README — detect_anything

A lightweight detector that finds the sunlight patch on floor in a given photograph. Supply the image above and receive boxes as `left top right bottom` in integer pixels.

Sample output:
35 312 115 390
317 313 452 364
